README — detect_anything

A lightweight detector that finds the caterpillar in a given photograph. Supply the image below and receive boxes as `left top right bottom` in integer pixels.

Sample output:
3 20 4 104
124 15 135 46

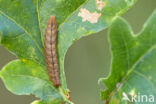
44 16 60 87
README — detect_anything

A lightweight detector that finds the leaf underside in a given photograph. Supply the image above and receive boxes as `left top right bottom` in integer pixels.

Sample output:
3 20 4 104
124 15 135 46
0 0 136 103
100 9 156 104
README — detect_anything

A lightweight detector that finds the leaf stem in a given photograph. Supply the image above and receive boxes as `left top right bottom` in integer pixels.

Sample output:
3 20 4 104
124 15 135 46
59 87 73 104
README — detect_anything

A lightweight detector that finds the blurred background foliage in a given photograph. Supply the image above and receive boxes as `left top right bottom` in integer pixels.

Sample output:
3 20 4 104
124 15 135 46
0 0 156 104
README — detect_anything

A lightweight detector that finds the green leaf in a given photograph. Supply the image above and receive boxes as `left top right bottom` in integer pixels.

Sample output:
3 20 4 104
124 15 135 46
0 60 65 103
0 0 136 103
100 9 156 103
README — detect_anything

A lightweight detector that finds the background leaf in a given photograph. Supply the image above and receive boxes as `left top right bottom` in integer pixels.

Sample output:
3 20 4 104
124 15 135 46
31 100 45 104
0 0 136 103
100 9 156 103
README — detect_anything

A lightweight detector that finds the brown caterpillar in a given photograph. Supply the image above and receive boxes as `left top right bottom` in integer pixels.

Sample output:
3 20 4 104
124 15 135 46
44 16 60 87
